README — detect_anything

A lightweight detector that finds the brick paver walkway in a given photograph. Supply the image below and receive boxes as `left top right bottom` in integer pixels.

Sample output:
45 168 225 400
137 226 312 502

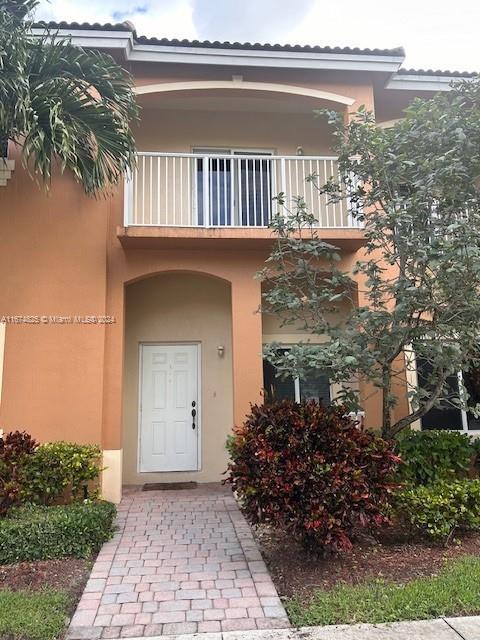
68 484 290 639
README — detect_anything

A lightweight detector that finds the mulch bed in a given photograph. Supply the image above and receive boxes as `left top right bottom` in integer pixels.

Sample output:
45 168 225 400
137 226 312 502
255 525 480 600
0 557 92 596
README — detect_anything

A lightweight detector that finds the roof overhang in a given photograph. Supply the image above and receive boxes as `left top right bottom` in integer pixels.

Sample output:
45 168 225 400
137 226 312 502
31 27 404 72
32 24 477 88
386 73 474 91
129 44 404 72
32 27 135 55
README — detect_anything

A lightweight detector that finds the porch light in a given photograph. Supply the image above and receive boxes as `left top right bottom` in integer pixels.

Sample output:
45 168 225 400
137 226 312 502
217 345 225 357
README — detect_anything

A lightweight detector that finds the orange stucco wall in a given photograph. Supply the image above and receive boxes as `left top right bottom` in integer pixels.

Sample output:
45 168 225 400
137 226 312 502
0 150 110 444
0 62 411 486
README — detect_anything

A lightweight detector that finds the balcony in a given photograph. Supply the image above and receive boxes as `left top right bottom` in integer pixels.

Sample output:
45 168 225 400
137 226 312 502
120 152 365 250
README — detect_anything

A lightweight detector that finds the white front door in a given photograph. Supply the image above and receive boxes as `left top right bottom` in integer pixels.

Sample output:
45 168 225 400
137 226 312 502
139 343 199 472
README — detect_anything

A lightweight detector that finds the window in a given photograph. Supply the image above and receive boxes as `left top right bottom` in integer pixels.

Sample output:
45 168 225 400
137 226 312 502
462 368 480 430
263 349 331 404
416 357 480 432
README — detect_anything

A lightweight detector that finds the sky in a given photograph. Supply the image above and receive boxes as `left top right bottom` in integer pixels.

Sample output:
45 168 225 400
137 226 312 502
35 0 480 73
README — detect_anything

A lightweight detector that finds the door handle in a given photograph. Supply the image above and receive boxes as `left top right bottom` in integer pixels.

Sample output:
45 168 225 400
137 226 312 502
191 403 196 430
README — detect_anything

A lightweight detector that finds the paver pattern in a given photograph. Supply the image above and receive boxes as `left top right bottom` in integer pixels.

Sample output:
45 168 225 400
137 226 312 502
68 484 290 639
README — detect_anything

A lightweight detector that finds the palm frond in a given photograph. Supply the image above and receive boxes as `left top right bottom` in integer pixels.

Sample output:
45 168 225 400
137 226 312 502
0 5 139 194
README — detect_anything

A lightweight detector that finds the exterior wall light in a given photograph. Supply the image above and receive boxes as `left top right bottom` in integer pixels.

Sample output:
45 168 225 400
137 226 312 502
217 345 225 357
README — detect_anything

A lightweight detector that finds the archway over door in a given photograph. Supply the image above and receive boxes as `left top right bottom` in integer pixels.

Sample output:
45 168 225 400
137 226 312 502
122 271 233 485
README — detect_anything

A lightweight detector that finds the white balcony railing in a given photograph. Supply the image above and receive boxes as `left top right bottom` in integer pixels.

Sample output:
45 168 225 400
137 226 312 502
124 152 362 229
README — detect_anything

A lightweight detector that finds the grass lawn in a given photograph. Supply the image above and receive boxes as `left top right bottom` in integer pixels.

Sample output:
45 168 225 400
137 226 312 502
286 556 480 626
0 589 71 640
0 557 92 640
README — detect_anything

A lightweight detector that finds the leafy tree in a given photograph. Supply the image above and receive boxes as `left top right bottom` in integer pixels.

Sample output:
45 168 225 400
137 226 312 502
0 0 138 193
260 77 480 438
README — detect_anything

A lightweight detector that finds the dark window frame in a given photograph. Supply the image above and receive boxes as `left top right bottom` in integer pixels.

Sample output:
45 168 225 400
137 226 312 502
263 346 331 405
416 356 480 433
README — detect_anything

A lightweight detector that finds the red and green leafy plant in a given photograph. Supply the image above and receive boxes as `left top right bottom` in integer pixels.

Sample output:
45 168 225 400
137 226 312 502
0 430 103 514
0 430 37 516
226 400 401 552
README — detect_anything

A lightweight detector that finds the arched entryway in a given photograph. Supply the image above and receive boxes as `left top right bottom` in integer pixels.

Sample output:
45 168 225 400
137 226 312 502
122 271 233 484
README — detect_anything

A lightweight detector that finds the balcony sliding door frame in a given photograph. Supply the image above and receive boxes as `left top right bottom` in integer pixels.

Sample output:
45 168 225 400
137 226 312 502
193 147 274 228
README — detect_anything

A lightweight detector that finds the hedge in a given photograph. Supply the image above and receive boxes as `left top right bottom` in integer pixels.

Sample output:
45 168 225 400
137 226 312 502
0 431 103 515
394 430 476 486
0 501 116 564
392 479 480 541
21 441 102 505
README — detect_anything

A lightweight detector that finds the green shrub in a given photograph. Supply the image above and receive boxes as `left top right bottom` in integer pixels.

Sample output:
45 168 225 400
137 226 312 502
21 441 102 505
0 501 116 564
471 437 480 470
226 400 400 553
395 430 474 486
393 479 480 541
0 430 38 516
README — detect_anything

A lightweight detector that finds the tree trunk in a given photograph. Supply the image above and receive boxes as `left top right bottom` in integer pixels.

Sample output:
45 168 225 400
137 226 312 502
381 366 392 439
385 369 447 438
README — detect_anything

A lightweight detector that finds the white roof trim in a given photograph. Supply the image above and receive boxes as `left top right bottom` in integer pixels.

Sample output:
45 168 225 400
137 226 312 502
386 74 471 91
32 27 403 72
135 80 356 106
129 44 403 71
32 27 134 51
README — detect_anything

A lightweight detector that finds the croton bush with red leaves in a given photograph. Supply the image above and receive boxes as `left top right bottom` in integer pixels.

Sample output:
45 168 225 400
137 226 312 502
0 430 38 516
225 400 401 552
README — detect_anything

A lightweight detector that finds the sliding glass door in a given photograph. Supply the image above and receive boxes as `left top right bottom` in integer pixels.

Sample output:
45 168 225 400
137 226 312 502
195 148 273 226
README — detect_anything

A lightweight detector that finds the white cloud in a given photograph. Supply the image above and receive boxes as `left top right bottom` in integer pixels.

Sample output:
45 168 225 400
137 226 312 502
286 0 479 72
191 0 312 43
34 0 479 72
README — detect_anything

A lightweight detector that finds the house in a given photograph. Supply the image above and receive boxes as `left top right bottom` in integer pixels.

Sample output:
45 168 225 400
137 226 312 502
0 22 475 502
